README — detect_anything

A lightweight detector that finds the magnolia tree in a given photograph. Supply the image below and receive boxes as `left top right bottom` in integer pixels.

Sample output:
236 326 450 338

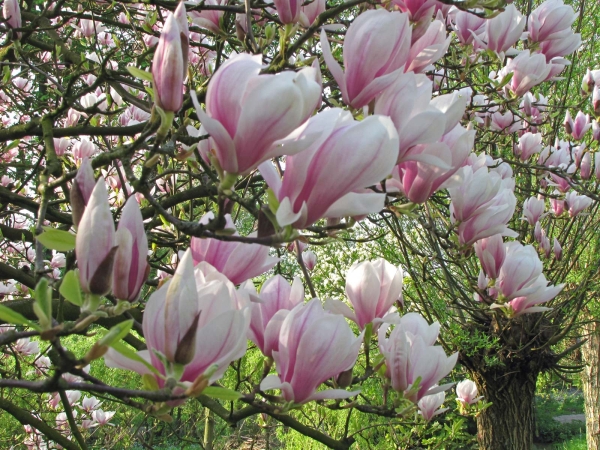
0 0 598 449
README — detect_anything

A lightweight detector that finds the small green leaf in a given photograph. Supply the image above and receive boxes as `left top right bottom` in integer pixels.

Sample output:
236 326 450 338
111 341 162 377
267 188 280 215
98 319 133 347
34 278 53 329
497 71 514 90
37 227 76 252
126 66 153 82
202 386 242 401
5 139 19 152
59 271 82 306
0 304 40 330
142 373 159 391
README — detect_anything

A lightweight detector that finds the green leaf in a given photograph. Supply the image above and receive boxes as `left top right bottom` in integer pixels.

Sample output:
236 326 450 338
111 341 162 377
37 227 76 252
267 188 280 215
98 319 133 347
142 373 160 391
34 278 53 329
126 66 153 82
59 270 82 306
497 71 514 90
202 386 242 401
5 139 20 152
0 304 40 330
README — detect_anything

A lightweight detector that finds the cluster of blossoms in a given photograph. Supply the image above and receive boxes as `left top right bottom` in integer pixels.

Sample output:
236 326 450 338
103 241 456 416
474 235 564 316
25 389 114 449
74 159 149 303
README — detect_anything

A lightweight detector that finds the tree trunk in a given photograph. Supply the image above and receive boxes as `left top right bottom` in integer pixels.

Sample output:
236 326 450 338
471 365 539 450
582 320 600 450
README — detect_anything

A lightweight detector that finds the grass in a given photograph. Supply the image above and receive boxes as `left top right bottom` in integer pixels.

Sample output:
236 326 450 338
553 434 587 450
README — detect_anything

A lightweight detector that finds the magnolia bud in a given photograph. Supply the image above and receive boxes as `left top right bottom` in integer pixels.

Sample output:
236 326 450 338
152 10 188 112
336 368 354 389
2 0 21 37
564 111 573 135
70 158 95 228
76 179 117 296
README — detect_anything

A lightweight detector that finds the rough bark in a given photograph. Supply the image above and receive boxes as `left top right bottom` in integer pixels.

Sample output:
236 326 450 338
471 363 540 450
582 320 600 450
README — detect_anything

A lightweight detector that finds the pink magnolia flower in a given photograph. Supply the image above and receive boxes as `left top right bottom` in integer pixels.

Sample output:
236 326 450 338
2 0 22 35
479 4 525 54
112 197 149 301
564 110 574 135
190 213 279 285
456 185 517 247
50 252 66 269
418 391 448 421
70 157 95 227
325 259 403 330
390 0 437 23
259 108 399 229
534 221 544 243
452 10 486 45
405 20 451 74
378 314 457 403
14 338 39 356
105 249 250 387
528 0 577 43
247 275 304 357
81 396 102 413
72 139 97 161
554 238 562 260
260 299 363 404
580 152 592 179
571 111 591 140
565 191 593 217
474 234 505 279
496 243 543 300
320 9 411 108
539 34 581 60
77 18 105 38
489 111 517 132
273 0 302 24
56 412 74 431
522 197 545 226
374 72 466 164
499 51 552 97
515 132 543 161
528 0 581 60
449 166 504 223
92 409 115 426
391 124 474 204
191 53 321 176
76 179 116 296
152 5 188 112
53 138 70 156
593 87 600 116
495 273 563 316
302 250 317 271
494 242 563 315
456 379 482 405
299 0 325 27
189 0 224 34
